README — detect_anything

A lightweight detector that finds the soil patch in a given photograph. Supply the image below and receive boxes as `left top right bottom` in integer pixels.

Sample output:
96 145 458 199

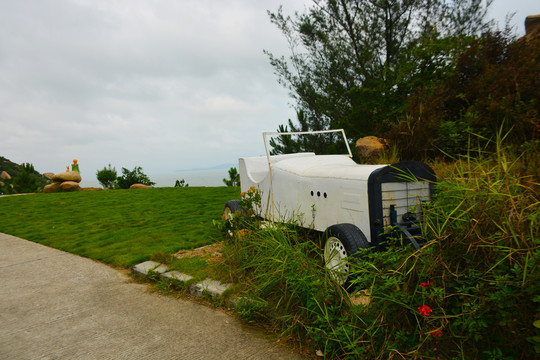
174 243 224 264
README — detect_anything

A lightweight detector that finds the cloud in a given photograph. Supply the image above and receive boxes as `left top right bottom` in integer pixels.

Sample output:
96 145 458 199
0 0 312 184
2 0 533 187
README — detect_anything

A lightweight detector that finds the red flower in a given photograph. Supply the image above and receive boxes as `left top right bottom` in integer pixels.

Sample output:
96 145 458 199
418 305 433 316
240 192 245 197
419 281 433 288
430 329 443 337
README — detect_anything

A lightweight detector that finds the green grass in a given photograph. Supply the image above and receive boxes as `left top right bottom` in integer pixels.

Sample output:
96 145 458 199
0 187 239 267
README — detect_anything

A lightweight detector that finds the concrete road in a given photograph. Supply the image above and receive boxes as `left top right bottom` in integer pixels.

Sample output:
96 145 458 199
0 233 305 359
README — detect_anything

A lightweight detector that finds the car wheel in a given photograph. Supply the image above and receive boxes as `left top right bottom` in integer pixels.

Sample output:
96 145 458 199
223 200 244 221
322 224 369 286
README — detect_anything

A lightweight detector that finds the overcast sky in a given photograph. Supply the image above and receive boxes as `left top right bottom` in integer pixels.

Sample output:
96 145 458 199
1 0 537 186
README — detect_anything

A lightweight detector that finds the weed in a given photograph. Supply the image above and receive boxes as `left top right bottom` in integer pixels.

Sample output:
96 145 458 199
217 135 538 359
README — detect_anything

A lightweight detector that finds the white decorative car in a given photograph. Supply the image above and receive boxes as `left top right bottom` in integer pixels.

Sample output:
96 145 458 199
224 130 436 284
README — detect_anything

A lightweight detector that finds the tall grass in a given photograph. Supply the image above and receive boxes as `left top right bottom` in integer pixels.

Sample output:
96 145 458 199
219 139 539 359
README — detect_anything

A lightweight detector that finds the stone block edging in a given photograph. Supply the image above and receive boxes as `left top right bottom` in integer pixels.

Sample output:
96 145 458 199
131 261 237 306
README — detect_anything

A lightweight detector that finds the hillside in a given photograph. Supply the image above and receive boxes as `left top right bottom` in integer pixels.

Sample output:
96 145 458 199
0 156 50 193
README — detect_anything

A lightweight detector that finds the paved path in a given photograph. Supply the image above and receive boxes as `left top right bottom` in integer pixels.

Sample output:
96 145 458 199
0 233 305 359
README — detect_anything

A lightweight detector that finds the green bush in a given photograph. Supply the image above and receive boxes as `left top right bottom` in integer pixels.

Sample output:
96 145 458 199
96 164 117 189
13 163 39 193
222 167 240 187
174 179 189 187
116 166 155 189
387 31 539 162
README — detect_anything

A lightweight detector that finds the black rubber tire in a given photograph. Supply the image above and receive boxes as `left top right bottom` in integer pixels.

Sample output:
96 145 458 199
321 223 370 286
223 200 244 220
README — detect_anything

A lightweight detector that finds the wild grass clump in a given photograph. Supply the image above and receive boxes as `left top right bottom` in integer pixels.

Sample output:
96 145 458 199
219 139 538 359
339 142 538 359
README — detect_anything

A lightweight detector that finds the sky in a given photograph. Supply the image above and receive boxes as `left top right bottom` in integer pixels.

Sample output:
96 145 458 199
1 0 537 187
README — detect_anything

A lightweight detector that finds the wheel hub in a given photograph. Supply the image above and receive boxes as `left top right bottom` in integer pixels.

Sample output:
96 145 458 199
324 236 349 284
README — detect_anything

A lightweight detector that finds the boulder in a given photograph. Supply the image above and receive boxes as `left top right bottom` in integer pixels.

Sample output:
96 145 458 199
525 14 540 38
0 171 11 180
43 172 55 180
81 187 103 191
43 182 62 193
355 136 386 163
130 183 152 189
60 181 81 192
52 171 81 183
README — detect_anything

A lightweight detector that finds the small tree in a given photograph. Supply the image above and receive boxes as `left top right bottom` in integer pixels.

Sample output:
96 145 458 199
116 166 155 189
174 179 189 187
13 163 39 193
223 167 240 187
96 164 117 189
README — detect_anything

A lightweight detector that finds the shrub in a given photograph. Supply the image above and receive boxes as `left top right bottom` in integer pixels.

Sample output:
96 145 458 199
174 179 189 187
223 167 240 187
12 163 39 193
96 164 117 189
387 31 539 161
116 166 155 189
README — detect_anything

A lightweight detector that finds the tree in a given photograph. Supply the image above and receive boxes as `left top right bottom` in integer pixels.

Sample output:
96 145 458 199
266 0 493 153
116 167 155 189
387 30 539 161
174 179 189 187
13 163 39 193
96 164 117 189
223 167 240 187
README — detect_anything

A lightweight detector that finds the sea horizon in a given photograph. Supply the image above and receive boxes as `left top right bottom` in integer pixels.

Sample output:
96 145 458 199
80 168 230 188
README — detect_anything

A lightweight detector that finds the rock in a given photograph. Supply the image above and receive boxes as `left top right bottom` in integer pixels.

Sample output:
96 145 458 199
355 136 386 163
129 183 152 189
349 289 371 306
525 14 540 38
0 171 11 180
59 181 81 192
43 172 55 180
43 182 62 193
52 171 81 183
81 187 103 191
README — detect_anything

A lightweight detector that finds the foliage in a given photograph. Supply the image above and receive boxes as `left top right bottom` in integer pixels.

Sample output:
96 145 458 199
1 156 49 193
266 0 493 153
346 140 539 359
13 163 39 193
96 164 117 189
387 30 539 161
218 138 538 358
174 179 189 187
116 166 155 189
239 186 261 217
0 182 14 195
222 167 240 187
0 187 239 267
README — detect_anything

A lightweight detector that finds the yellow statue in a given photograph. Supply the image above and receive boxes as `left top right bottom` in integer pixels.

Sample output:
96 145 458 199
71 159 80 173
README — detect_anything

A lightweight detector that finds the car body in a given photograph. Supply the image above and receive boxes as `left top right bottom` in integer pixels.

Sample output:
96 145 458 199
225 130 436 284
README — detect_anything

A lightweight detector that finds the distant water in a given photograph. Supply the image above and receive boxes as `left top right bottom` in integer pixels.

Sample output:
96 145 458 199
80 168 229 188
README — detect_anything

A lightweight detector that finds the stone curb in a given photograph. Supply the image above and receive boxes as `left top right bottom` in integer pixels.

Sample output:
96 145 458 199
131 261 236 305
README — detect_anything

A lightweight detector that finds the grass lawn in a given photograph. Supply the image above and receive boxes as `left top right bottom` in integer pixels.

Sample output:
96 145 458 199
0 187 239 267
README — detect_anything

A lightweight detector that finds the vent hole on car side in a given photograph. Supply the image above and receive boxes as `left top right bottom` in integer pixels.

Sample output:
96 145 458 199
324 192 327 198
317 191 321 197
310 191 314 196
